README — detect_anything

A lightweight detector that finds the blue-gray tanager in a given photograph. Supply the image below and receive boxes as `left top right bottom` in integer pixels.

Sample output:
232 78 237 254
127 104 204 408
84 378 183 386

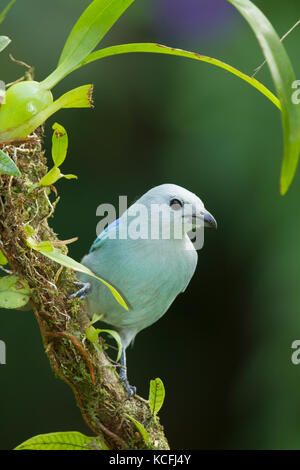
70 184 217 397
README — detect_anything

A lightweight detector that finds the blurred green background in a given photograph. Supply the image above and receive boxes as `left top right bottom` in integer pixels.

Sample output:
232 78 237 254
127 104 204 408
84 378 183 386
1 0 300 450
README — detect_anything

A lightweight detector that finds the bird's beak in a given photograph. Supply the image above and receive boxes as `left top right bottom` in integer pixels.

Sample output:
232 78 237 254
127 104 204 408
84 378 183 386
203 210 217 229
192 210 217 229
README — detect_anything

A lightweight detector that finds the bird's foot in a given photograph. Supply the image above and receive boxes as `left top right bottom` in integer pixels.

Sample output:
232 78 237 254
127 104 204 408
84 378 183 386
119 367 136 399
120 376 136 400
68 281 91 300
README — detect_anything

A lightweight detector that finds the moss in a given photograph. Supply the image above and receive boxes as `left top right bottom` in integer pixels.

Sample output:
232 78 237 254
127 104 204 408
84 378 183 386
0 128 169 450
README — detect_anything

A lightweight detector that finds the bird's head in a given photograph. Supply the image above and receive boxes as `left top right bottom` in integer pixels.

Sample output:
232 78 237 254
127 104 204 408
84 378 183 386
133 184 217 241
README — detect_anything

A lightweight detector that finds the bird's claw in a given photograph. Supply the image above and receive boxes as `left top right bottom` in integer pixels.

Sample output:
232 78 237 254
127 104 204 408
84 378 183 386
126 385 137 400
68 281 91 300
119 365 136 399
120 376 136 400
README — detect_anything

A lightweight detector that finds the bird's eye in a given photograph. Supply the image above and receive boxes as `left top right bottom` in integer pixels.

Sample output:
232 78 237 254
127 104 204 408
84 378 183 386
170 198 183 210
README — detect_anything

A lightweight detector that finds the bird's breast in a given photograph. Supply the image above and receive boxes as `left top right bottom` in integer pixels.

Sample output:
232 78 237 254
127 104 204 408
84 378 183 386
80 236 197 330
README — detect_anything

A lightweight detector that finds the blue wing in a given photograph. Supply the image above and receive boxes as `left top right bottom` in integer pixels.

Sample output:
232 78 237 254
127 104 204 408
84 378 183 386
89 218 120 253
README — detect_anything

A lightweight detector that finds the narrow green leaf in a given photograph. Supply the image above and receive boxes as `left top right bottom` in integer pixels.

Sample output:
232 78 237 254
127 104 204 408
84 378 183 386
149 378 165 416
52 122 68 167
41 0 135 89
0 275 31 309
0 150 21 176
14 431 96 450
227 0 300 194
73 43 280 110
38 167 61 186
38 168 77 186
43 249 128 310
29 240 54 253
124 414 150 443
0 36 11 53
27 238 128 311
0 250 8 265
61 173 77 180
0 85 93 143
0 0 17 25
58 0 134 66
97 329 122 361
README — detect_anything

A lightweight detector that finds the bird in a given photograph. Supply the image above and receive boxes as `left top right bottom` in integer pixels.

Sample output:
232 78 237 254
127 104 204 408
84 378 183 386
69 184 217 398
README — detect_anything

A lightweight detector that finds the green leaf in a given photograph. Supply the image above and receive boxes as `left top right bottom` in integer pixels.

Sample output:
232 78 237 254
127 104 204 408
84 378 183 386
86 325 99 343
227 0 300 194
86 313 104 341
73 43 280 110
0 36 11 53
61 173 77 180
41 0 135 89
0 85 93 143
27 237 128 311
0 250 8 266
38 167 61 186
52 122 68 167
58 0 134 66
57 84 94 109
29 240 54 253
38 167 77 186
14 431 98 450
0 250 7 265
149 377 165 416
0 275 31 309
97 329 122 361
0 150 21 176
124 414 150 443
0 0 17 25
86 326 121 361
90 313 104 325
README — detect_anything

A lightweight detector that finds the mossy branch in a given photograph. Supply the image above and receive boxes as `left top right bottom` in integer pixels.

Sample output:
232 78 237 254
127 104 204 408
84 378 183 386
0 129 169 450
